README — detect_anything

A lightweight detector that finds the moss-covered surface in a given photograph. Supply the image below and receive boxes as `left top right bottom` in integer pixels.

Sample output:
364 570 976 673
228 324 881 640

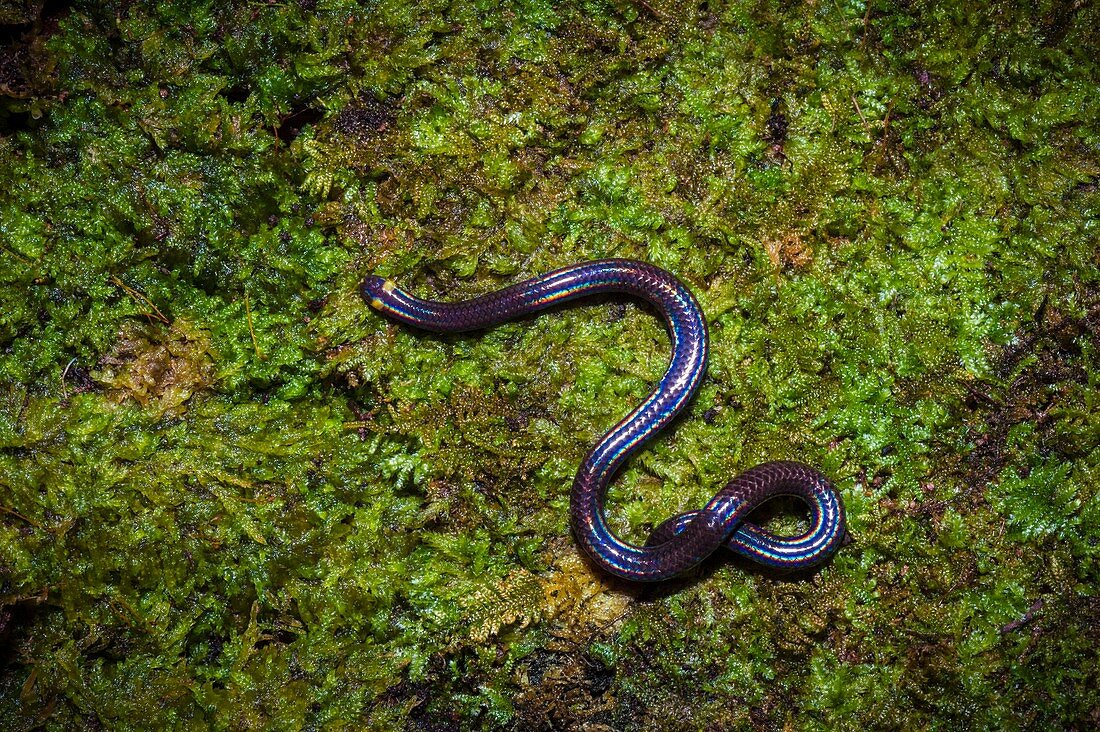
2 0 1098 729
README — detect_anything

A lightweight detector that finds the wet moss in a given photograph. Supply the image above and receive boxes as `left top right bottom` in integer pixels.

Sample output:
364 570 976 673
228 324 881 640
2 0 1099 729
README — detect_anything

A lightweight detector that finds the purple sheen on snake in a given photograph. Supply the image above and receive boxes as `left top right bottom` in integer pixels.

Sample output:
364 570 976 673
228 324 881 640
361 259 846 582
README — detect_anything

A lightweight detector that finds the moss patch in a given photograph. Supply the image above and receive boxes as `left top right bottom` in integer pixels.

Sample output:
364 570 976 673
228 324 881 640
2 1 1099 729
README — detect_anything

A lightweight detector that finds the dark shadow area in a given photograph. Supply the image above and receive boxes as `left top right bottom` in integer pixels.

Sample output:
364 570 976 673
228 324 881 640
0 593 46 667
0 0 73 133
272 104 323 142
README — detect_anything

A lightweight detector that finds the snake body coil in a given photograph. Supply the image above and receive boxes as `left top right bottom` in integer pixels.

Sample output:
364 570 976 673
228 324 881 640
361 259 845 582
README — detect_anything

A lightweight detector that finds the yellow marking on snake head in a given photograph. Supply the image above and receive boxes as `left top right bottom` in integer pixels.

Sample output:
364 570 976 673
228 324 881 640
368 280 396 309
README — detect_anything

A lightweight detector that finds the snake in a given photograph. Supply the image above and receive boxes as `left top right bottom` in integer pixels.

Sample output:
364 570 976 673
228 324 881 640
361 259 846 582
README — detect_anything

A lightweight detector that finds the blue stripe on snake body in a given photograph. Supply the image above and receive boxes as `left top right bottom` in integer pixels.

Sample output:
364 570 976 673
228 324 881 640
362 260 846 582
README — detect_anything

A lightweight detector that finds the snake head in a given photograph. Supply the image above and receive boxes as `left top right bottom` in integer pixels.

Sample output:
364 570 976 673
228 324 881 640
360 275 396 310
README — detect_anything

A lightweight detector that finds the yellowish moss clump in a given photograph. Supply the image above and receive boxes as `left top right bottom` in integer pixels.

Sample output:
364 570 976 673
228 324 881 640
94 320 216 416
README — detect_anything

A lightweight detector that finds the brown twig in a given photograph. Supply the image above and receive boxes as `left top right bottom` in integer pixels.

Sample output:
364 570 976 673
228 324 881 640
0 242 32 266
852 95 870 135
0 505 42 528
860 1 872 49
633 0 669 20
881 99 896 136
109 275 169 324
244 291 264 360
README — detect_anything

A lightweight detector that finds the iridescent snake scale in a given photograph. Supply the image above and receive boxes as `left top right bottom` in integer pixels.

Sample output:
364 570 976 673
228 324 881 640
361 259 846 582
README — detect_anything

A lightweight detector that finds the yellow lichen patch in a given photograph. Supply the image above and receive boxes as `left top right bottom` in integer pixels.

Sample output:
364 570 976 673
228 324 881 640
94 320 216 416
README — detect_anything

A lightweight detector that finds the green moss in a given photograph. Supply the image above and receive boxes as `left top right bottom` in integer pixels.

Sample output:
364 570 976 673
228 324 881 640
2 0 1099 729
